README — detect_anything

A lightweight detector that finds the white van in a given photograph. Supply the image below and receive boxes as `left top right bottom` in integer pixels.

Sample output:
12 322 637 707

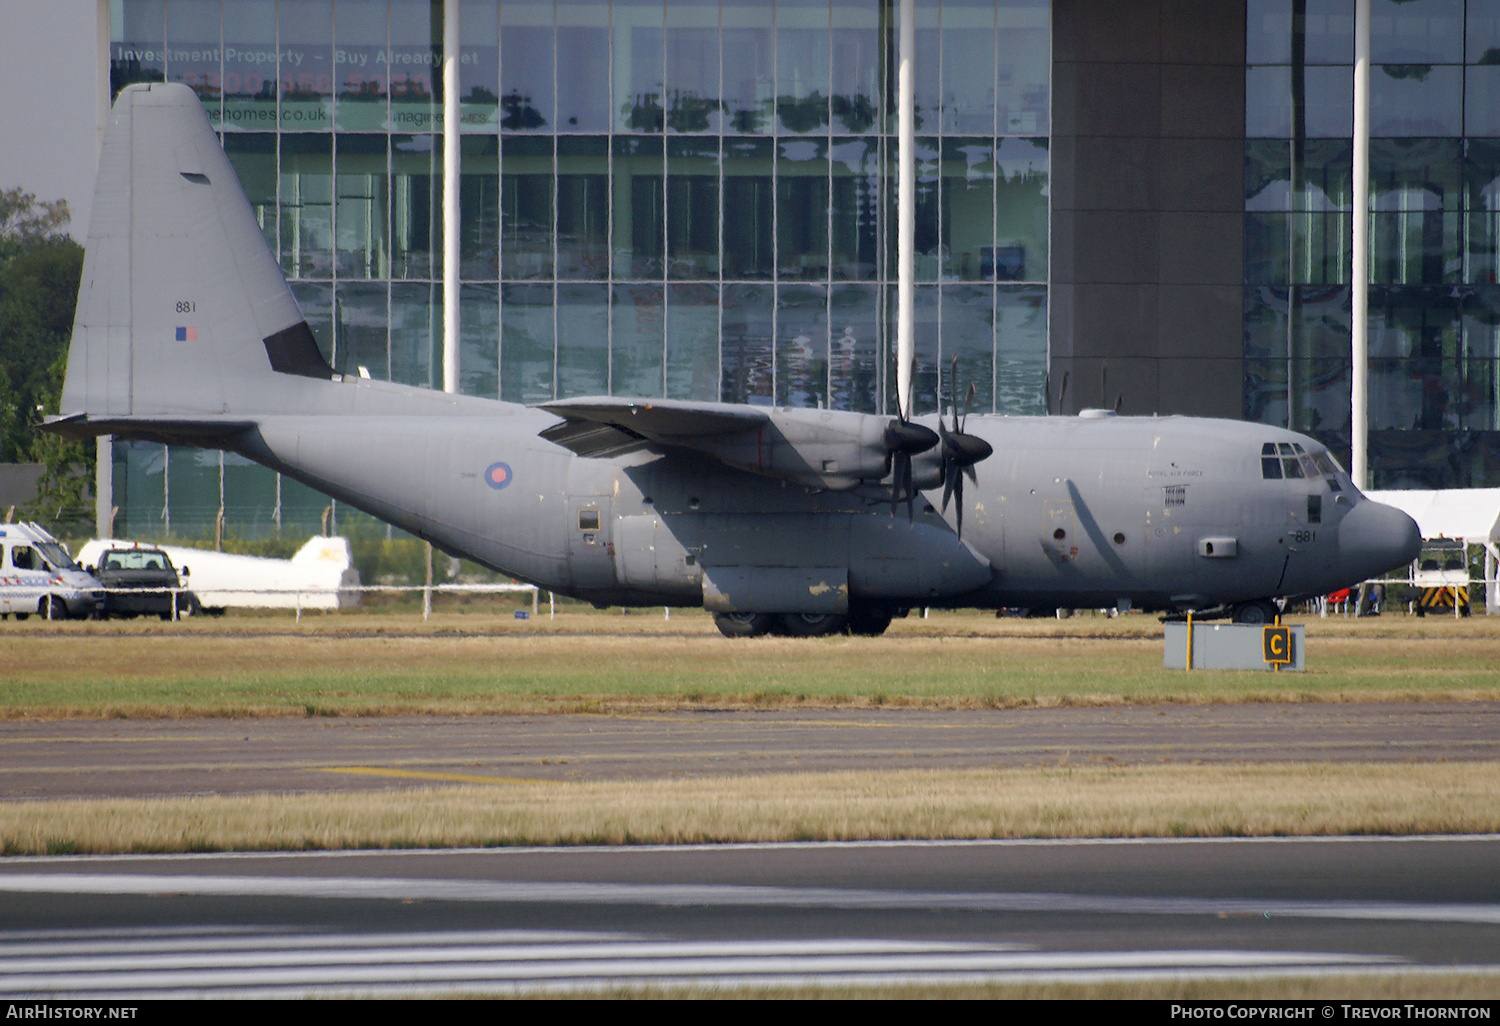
0 523 105 621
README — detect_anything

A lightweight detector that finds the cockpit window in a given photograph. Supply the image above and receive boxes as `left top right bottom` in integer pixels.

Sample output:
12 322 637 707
1261 442 1283 479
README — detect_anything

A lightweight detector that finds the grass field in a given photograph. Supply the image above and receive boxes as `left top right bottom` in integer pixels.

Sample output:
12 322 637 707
2 608 1498 718
5 762 1498 855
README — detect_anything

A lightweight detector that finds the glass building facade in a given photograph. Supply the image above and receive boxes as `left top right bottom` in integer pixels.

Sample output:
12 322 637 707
107 0 1050 539
1246 0 1500 488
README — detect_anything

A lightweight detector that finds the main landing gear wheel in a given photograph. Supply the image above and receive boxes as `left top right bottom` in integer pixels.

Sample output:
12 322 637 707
777 612 847 637
1232 599 1279 624
713 611 776 638
846 606 894 637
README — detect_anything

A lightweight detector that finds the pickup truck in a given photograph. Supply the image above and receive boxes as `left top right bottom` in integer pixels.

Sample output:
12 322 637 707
91 546 199 620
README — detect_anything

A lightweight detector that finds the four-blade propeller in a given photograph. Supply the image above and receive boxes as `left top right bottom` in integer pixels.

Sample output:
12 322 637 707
935 357 993 539
882 357 993 538
884 416 939 523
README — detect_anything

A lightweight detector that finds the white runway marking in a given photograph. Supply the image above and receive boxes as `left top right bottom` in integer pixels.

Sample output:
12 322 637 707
2 873 1499 925
0 927 1401 998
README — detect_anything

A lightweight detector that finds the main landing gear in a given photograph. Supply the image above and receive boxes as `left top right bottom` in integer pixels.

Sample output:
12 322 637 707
1230 599 1280 624
713 605 896 638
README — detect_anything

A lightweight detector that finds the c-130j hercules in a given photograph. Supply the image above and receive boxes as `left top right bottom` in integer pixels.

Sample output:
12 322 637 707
49 84 1420 636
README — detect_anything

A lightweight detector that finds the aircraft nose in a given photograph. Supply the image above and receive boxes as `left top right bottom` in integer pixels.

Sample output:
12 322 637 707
1339 499 1421 582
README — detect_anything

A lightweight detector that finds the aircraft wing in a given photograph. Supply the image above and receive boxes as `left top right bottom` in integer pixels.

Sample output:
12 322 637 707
540 396 766 442
538 396 900 491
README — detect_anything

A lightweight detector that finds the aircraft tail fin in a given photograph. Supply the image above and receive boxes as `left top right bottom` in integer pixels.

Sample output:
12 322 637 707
57 83 333 433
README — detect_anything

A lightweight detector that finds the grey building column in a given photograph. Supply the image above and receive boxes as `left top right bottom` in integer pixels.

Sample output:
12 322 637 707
1049 0 1245 418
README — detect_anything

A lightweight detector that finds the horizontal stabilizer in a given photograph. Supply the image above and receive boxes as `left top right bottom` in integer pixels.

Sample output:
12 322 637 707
44 413 256 447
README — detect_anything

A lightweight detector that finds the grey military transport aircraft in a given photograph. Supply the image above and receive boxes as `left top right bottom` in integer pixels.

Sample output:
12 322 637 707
48 84 1421 637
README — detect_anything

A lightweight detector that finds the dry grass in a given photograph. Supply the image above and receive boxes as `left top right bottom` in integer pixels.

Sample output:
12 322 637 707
3 610 1500 719
5 761 1499 855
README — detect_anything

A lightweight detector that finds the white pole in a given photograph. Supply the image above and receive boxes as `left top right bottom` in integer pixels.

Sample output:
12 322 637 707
896 0 915 420
442 0 461 395
96 0 113 540
1351 0 1371 487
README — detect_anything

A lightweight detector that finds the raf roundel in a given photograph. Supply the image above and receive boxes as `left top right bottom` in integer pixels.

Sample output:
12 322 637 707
484 462 513 490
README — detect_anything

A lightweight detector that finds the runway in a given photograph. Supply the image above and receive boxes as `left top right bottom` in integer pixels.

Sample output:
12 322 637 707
3 702 1497 799
2 837 1498 996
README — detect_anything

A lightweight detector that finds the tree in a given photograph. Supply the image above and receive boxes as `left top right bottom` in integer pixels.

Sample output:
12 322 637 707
0 188 91 527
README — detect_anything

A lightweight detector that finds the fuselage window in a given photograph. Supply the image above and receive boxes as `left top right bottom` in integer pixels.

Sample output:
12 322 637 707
1307 494 1322 524
578 510 601 531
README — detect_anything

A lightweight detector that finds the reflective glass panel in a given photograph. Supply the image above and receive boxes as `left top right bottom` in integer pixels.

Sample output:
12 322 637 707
389 0 437 132
391 134 438 278
335 134 390 278
722 0 772 133
996 0 1049 134
556 3 610 132
335 0 387 132
167 0 222 124
830 137 882 281
500 282 555 403
665 283 722 400
1469 0 1500 63
944 139 996 282
1466 65 1500 136
778 138 829 281
222 0 278 130
1371 64 1462 137
616 0 665 132
722 137 774 278
112 0 165 98
459 0 500 132
994 138 1047 281
665 0 722 133
776 0 830 136
995 284 1046 415
614 136 664 278
556 284 609 396
942 0 995 135
459 137 500 279
279 0 334 131
1370 0 1463 65
942 285 995 413
279 134 334 278
776 284 828 407
391 281 437 387
720 283 773 402
612 283 666 396
556 137 609 278
500 0 554 131
827 283 881 412
335 281 389 378
460 284 500 397
502 136 554 280
666 137 720 278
